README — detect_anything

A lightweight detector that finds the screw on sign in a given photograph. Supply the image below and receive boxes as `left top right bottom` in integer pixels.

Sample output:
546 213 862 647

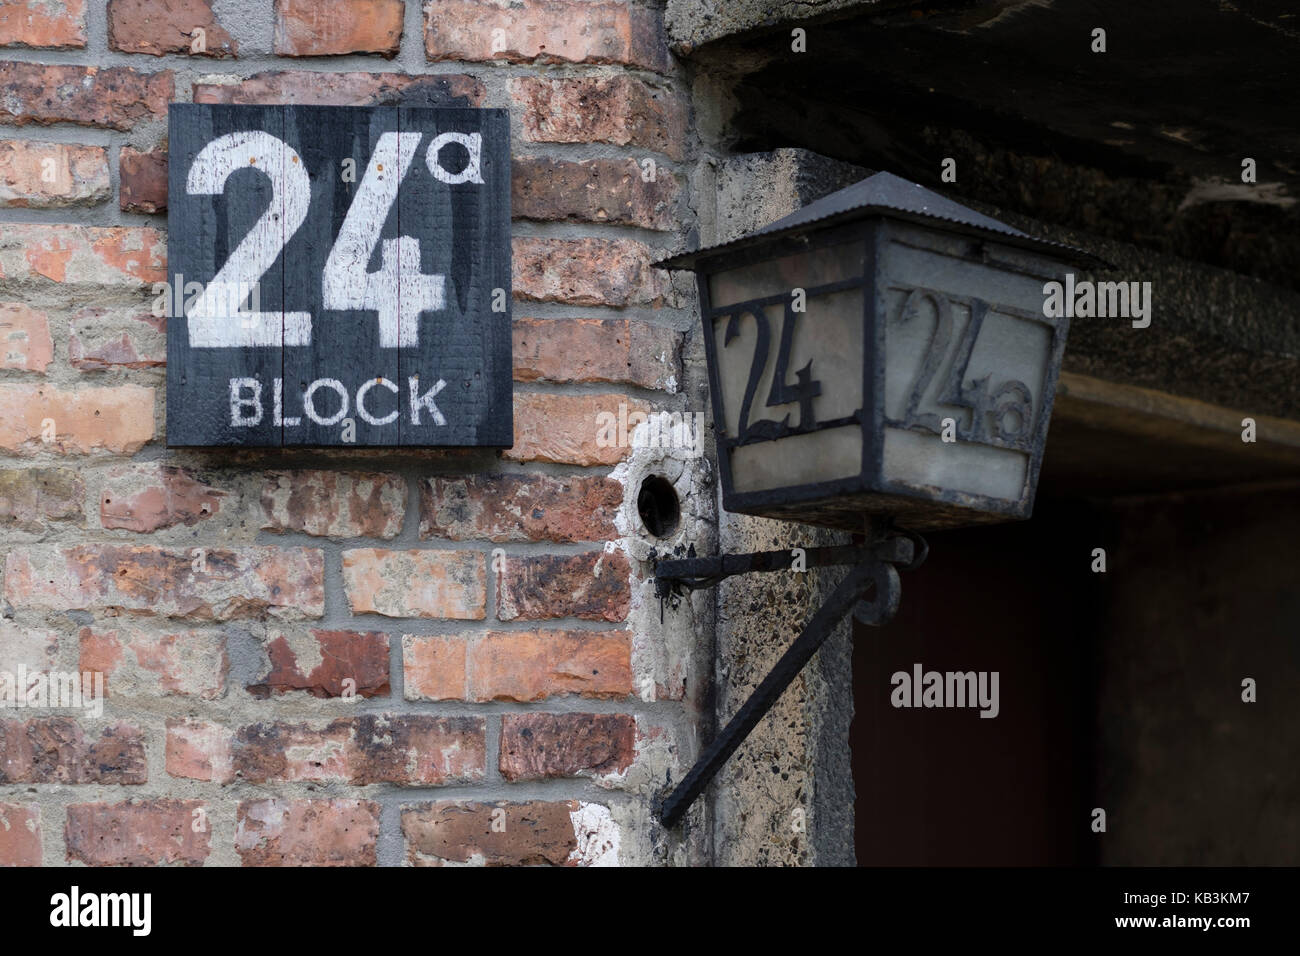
165 104 513 448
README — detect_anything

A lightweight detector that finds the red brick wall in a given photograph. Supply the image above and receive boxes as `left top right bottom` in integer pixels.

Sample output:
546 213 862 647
0 0 702 866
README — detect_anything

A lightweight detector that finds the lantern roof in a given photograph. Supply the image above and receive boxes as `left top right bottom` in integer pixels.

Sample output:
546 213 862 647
658 170 1106 270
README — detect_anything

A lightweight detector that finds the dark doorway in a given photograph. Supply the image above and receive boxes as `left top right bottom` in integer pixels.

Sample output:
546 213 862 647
851 499 1106 865
850 395 1300 865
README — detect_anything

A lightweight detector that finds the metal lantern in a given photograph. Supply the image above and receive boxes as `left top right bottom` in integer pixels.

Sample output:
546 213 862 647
658 171 1103 533
651 172 1106 829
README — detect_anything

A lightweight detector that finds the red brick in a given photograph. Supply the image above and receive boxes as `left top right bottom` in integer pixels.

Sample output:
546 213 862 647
498 551 632 622
511 75 687 159
165 718 233 783
500 713 636 781
513 317 679 390
508 392 648 466
403 800 606 866
0 141 109 208
513 236 668 307
65 800 209 866
343 548 485 619
261 470 404 538
0 0 85 49
237 799 380 867
231 715 486 785
420 473 621 543
0 622 58 673
4 545 324 620
513 156 680 230
0 303 53 372
426 0 669 72
276 0 403 57
226 719 350 784
0 63 171 129
118 145 167 213
0 468 82 533
79 626 227 699
0 719 147 784
469 630 633 701
70 305 166 371
108 0 235 57
100 464 224 532
248 629 390 699
194 70 484 107
0 803 41 866
0 384 154 456
0 224 165 286
401 635 466 701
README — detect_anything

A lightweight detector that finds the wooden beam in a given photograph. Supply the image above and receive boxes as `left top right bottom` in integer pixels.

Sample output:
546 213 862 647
1053 372 1300 462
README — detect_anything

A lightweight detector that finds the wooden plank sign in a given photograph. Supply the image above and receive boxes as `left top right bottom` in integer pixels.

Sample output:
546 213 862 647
165 104 512 447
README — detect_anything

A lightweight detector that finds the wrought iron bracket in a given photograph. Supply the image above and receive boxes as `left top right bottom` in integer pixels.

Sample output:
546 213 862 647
652 530 927 829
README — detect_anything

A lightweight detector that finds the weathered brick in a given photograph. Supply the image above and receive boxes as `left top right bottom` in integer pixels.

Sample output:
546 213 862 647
237 798 380 866
65 800 209 866
0 141 109 208
248 629 390 699
0 63 172 129
108 0 235 57
420 473 622 543
511 75 687 159
4 545 324 620
508 392 647 466
224 719 349 784
469 630 633 701
513 237 668 307
0 719 147 784
118 145 167 213
0 803 40 866
0 303 53 373
70 305 166 371
343 548 485 619
231 715 486 786
165 718 233 783
276 0 403 57
426 0 669 72
0 622 58 673
513 317 679 391
500 712 636 781
0 224 165 287
401 634 466 701
0 467 83 532
404 800 575 865
498 552 632 622
261 470 404 538
0 0 85 49
513 156 680 230
79 626 227 699
403 800 619 866
194 70 484 107
100 464 224 532
0 384 154 456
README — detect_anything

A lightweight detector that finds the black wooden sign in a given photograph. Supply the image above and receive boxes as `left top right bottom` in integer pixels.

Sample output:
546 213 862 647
165 104 511 447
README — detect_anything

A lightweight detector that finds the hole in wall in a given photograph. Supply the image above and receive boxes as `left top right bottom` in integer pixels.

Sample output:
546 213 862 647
637 474 680 538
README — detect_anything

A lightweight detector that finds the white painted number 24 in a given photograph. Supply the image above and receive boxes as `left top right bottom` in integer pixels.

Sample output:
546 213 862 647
185 129 483 348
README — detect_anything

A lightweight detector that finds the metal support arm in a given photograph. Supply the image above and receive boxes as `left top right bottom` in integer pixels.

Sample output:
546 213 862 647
653 532 924 829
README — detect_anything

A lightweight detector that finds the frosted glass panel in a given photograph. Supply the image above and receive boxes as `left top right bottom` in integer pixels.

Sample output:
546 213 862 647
882 427 1028 502
712 289 864 440
731 426 863 493
879 235 1056 462
708 240 864 308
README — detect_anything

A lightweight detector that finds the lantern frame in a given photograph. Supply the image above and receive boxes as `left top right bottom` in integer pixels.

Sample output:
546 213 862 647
659 172 1104 533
